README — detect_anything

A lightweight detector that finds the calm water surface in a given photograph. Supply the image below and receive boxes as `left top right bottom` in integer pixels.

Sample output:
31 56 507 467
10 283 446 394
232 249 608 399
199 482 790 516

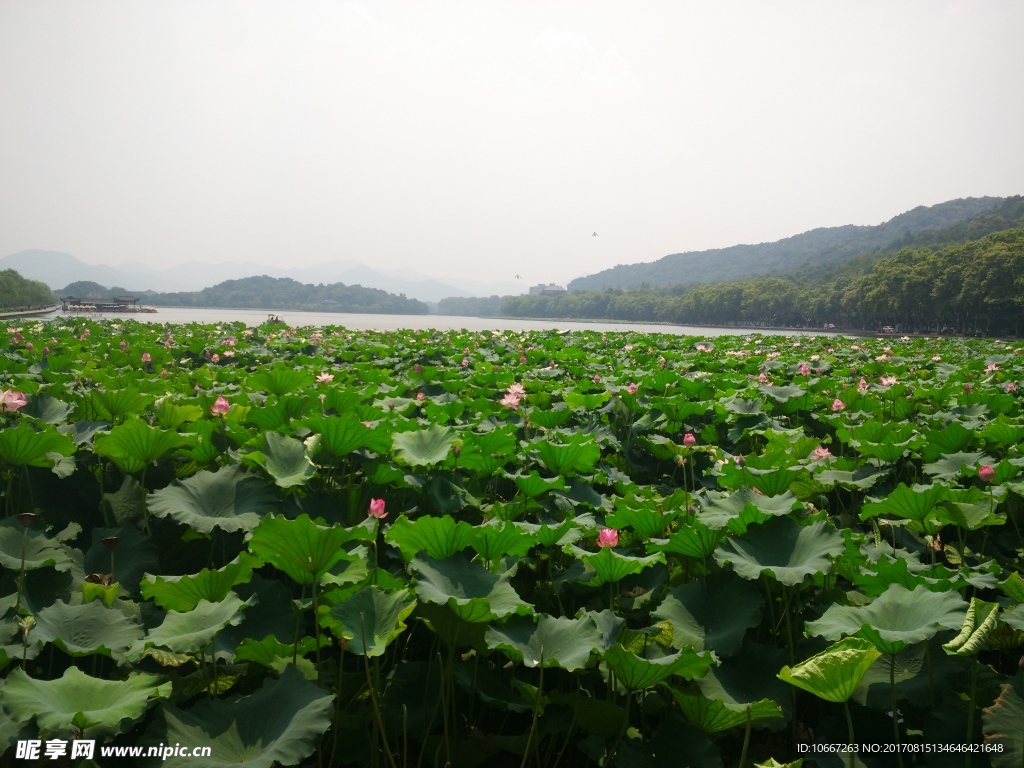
34 307 828 337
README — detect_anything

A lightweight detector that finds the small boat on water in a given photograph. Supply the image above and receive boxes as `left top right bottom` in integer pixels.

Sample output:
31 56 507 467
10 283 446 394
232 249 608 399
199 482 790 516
59 296 157 314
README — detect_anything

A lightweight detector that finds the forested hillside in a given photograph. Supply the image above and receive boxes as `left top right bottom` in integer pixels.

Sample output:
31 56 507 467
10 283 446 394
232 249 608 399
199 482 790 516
569 196 1006 291
501 229 1024 335
145 275 429 314
0 269 56 310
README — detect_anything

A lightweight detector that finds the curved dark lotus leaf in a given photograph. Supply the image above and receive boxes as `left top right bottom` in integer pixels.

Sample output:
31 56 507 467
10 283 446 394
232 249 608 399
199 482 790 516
141 664 332 768
141 552 262 611
148 465 283 534
2 666 170 740
33 600 144 664
94 419 193 476
922 451 991 482
778 637 881 703
943 597 1000 656
666 686 782 734
84 525 157 598
22 393 73 425
318 585 416 656
410 554 533 622
0 519 73 572
713 516 844 586
806 583 967 655
0 422 75 468
699 489 800 533
603 644 713 690
243 431 317 488
392 424 456 467
982 684 1024 768
485 614 605 671
568 545 665 587
698 641 792 730
130 594 253 659
652 572 763 656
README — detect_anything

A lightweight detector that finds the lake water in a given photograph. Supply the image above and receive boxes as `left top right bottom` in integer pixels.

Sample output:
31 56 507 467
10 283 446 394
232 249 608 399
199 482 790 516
29 307 828 337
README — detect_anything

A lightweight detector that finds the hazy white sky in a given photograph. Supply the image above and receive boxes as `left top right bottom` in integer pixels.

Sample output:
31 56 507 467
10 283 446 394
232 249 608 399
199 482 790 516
1 1 1022 285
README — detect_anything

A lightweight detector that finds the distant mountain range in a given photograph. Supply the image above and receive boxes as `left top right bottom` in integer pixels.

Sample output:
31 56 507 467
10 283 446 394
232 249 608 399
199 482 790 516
0 251 526 304
568 196 1016 291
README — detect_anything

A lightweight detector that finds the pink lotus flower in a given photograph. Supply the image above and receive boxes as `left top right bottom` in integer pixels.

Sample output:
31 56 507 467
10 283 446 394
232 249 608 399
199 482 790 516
159 370 169 378
416 392 426 401
500 393 521 410
211 396 230 416
734 453 745 466
519 355 527 364
1007 382 1017 393
978 464 996 483
798 364 811 376
413 364 423 374
857 378 869 393
368 498 387 519
41 347 49 356
316 372 334 383
141 353 151 363
461 358 469 367
0 390 28 413
986 362 1000 373
758 372 768 384
683 433 696 447
593 374 602 384
507 383 526 398
597 528 619 548
211 354 220 364
119 340 127 350
627 382 638 395
25 342 33 351
964 383 973 393
879 376 897 387
831 399 845 412
812 446 832 461
932 355 941 362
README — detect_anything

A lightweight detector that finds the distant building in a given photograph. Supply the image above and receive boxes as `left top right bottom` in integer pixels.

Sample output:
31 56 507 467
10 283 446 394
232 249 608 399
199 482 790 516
529 283 568 296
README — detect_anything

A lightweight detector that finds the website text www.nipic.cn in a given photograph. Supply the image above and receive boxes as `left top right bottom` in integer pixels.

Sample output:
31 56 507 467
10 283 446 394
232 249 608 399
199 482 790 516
16 740 213 761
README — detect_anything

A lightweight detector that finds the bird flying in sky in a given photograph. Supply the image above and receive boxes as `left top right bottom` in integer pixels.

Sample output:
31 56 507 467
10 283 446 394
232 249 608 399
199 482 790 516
592 232 598 236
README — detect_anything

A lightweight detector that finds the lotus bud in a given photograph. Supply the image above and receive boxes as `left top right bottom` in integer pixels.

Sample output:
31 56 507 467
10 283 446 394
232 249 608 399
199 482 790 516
368 498 387 519
683 433 696 447
101 536 120 552
978 464 996 483
17 512 38 529
597 528 619 548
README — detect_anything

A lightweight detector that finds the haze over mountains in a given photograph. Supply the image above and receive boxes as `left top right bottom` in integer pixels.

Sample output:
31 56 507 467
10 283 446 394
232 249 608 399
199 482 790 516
0 252 526 304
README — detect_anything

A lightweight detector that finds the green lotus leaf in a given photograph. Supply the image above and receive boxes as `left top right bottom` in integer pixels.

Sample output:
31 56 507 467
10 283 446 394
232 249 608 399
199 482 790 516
666 686 782 733
778 637 881 703
233 635 318 668
22 393 73 424
713 517 844 586
1 666 170 740
94 419 194 476
456 427 517 476
699 489 799 532
410 554 533 622
249 365 315 397
606 498 680 537
141 665 332 768
755 759 804 768
471 521 535 562
806 584 967 655
935 487 1006 530
647 521 726 559
943 597 999 656
148 465 283 534
652 572 763 656
982 684 1024 768
564 390 612 410
516 519 581 548
696 641 792 729
999 607 1024 632
385 514 476 561
101 474 147 526
93 387 152 421
302 413 391 464
511 470 566 498
922 421 976 461
414 603 489 650
859 483 949 522
141 553 261 612
0 421 75 468
243 431 317 488
568 545 666 587
922 451 991 481
85 525 158 598
0 519 73 572
318 585 416 656
32 600 144 664
1001 572 1024 604
758 384 806 403
980 416 1024 448
245 396 310 432
248 514 369 585
392 424 456 466
132 593 253 658
484 614 605 671
603 644 713 690
153 399 205 430
536 433 602 476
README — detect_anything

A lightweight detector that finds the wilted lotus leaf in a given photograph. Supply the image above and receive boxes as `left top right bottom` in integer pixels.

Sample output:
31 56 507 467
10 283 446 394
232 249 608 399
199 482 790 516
318 585 416 656
778 637 881 703
148 465 282 534
33 600 144 664
713 517 844 586
943 597 1000 656
141 552 262 611
982 684 1024 768
410 554 533 622
485 614 605 671
141 665 332 768
248 514 369 585
653 572 763 656
2 666 170 740
806 584 966 655
603 644 713 690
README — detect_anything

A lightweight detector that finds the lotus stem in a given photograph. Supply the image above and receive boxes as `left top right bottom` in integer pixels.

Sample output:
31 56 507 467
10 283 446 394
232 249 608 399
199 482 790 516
312 581 321 685
843 700 856 768
360 613 398 768
965 656 978 768
738 705 752 768
520 649 544 768
604 686 631 768
889 654 904 768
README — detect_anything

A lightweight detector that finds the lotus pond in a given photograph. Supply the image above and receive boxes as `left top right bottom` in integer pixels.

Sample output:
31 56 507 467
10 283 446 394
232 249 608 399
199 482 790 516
0 319 1023 768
